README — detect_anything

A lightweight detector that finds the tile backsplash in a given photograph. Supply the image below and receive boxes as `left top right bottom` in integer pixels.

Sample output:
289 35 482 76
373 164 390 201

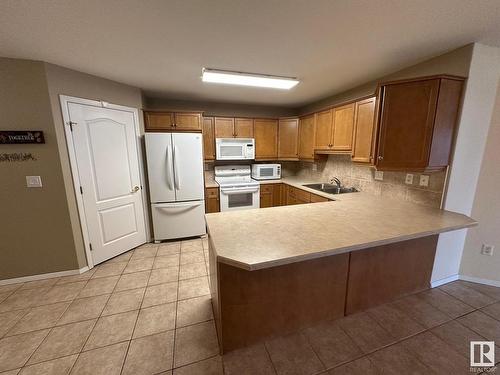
293 155 447 208
205 155 448 208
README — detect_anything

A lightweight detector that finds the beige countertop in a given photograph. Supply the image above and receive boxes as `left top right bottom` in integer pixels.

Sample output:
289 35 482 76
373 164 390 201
205 182 477 270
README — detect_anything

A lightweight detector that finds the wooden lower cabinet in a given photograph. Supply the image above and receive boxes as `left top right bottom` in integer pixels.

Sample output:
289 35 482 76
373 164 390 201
259 184 283 208
310 193 330 203
285 185 331 205
205 187 220 213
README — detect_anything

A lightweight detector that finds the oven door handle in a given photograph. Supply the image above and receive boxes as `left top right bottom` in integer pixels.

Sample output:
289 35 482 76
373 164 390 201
221 187 259 195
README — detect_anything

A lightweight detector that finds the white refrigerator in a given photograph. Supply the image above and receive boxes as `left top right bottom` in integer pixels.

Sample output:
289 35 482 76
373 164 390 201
145 133 206 241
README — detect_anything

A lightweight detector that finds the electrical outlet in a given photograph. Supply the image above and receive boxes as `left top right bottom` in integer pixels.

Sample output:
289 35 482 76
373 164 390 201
405 174 414 185
419 175 429 187
374 171 384 181
26 176 42 188
481 244 494 256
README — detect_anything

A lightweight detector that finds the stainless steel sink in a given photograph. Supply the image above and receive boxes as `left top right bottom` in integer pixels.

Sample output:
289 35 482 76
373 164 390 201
303 183 358 195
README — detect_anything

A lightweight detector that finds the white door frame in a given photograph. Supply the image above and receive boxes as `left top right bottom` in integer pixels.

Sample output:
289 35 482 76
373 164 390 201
59 95 150 269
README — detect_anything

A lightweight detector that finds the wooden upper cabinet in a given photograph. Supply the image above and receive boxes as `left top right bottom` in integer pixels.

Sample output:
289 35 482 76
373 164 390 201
254 119 278 159
234 118 254 138
144 111 201 131
278 118 299 160
376 76 463 171
214 117 235 138
144 112 175 131
332 103 355 151
174 112 202 130
315 109 333 150
352 97 376 163
202 117 215 161
298 114 316 160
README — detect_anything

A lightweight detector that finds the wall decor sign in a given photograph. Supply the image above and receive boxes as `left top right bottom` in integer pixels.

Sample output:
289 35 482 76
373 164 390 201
0 131 45 144
0 152 37 162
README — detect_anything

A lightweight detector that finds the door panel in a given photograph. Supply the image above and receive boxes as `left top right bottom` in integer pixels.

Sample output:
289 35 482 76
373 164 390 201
202 117 215 160
234 118 254 138
332 103 355 151
68 103 146 265
352 97 376 163
254 119 278 159
377 79 440 169
298 115 316 160
215 117 235 138
172 133 204 201
87 118 131 201
145 133 176 203
278 119 299 159
174 112 201 130
315 109 333 150
145 112 174 131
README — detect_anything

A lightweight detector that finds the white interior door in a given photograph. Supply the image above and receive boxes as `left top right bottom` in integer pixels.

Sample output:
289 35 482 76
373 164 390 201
67 102 147 265
172 133 204 201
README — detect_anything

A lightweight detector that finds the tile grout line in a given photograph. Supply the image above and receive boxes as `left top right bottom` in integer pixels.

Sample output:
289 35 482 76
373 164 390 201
171 242 182 372
119 243 158 375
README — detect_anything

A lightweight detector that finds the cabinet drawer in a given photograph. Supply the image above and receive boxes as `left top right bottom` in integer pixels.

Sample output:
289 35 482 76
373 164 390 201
260 185 274 194
205 187 219 198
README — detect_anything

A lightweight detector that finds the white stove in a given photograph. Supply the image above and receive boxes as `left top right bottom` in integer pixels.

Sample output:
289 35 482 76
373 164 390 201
215 165 260 211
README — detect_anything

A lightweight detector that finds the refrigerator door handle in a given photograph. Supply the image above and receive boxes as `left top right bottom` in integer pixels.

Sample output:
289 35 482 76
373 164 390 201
173 145 180 190
165 145 174 190
155 202 202 209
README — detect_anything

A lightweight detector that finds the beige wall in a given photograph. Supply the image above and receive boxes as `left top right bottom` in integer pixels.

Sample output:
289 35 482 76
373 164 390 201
0 58 145 280
44 63 145 269
299 44 473 114
460 80 500 282
144 97 297 118
0 58 79 279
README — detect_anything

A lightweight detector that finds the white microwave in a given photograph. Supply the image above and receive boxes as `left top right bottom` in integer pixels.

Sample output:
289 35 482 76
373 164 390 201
216 138 255 160
252 163 281 180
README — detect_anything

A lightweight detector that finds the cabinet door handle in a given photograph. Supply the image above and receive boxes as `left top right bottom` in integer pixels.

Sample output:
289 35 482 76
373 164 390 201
378 155 384 160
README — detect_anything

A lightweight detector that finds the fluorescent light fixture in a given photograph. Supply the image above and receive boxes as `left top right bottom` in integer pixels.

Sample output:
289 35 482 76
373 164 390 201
202 68 299 90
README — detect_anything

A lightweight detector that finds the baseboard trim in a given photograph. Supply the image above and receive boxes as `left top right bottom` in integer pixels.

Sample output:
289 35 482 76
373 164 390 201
0 266 89 286
431 274 459 288
459 274 500 287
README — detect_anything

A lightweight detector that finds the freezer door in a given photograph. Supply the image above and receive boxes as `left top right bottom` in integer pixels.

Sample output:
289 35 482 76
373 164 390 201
172 133 204 201
151 201 206 240
145 133 176 203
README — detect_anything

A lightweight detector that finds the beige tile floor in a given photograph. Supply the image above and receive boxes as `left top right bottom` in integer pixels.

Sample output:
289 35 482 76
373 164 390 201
0 237 499 374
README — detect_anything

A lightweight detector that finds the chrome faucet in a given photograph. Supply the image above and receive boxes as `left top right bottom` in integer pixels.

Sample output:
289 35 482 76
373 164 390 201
330 177 342 188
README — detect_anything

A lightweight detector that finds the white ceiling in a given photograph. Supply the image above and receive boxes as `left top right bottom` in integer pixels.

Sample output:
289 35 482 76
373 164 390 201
1 0 500 107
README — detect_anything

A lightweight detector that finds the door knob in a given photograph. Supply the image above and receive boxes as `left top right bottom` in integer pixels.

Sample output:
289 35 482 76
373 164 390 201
378 156 384 160
131 186 140 193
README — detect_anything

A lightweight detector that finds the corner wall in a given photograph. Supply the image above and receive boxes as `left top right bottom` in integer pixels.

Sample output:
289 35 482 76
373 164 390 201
431 44 500 285
459 80 500 284
0 58 79 279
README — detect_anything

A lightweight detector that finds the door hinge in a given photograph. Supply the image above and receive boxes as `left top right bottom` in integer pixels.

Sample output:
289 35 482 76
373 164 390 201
67 121 77 131
79 186 83 195
89 243 93 251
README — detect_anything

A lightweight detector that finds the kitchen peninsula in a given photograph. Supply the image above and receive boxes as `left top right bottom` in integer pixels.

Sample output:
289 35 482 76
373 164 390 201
206 193 476 353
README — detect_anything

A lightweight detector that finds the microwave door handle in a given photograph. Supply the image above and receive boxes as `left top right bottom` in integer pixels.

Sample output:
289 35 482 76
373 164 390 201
173 145 180 190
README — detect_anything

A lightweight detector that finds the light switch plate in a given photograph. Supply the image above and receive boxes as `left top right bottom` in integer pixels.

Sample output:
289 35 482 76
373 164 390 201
419 175 429 187
26 176 42 188
374 171 384 181
405 174 414 185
